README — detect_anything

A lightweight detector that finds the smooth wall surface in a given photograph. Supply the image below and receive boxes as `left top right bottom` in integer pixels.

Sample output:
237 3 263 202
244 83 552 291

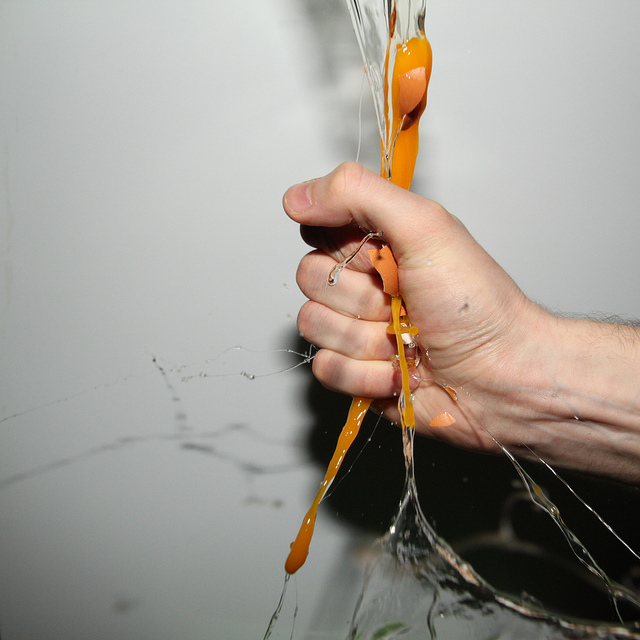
1 1 639 639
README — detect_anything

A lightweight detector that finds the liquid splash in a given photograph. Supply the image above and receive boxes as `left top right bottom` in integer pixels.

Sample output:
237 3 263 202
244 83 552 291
347 423 640 640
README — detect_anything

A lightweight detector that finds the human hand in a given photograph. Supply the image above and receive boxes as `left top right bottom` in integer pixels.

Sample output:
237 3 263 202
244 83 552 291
284 163 640 482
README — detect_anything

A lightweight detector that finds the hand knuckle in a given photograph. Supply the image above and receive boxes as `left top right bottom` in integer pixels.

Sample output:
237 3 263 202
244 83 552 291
328 162 366 201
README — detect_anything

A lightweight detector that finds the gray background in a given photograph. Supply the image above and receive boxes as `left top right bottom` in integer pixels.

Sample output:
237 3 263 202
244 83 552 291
1 1 639 638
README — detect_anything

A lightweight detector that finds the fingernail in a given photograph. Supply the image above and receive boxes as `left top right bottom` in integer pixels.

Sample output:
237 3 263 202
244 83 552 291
394 368 421 392
285 181 313 215
409 369 421 391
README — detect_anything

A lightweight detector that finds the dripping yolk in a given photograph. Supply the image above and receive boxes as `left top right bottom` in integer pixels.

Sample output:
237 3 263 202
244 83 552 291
390 295 416 430
386 315 419 345
284 397 372 575
386 36 432 190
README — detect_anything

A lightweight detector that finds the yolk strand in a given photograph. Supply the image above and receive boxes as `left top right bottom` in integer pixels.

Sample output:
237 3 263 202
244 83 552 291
284 397 372 575
391 294 416 430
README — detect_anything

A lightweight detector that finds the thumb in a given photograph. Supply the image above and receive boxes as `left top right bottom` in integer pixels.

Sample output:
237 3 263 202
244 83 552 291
282 162 456 264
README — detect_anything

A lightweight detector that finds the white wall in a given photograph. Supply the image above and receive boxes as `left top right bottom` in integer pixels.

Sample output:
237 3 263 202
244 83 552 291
0 1 639 639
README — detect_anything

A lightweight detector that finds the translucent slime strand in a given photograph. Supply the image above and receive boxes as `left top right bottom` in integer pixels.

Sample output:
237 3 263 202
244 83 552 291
488 432 640 617
262 574 291 640
327 230 383 286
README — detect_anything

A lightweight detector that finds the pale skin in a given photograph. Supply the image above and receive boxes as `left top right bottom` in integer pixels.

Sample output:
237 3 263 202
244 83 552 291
283 162 640 485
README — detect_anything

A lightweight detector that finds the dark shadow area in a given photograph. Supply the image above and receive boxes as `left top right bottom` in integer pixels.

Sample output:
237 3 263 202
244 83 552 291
293 336 640 623
298 0 376 163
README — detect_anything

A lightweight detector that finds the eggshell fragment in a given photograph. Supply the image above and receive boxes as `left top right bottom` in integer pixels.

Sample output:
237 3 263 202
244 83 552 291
443 386 458 401
398 67 427 117
429 412 457 428
368 245 399 296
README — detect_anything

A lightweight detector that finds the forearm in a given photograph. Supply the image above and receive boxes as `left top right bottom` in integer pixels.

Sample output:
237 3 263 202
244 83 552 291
498 312 640 483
